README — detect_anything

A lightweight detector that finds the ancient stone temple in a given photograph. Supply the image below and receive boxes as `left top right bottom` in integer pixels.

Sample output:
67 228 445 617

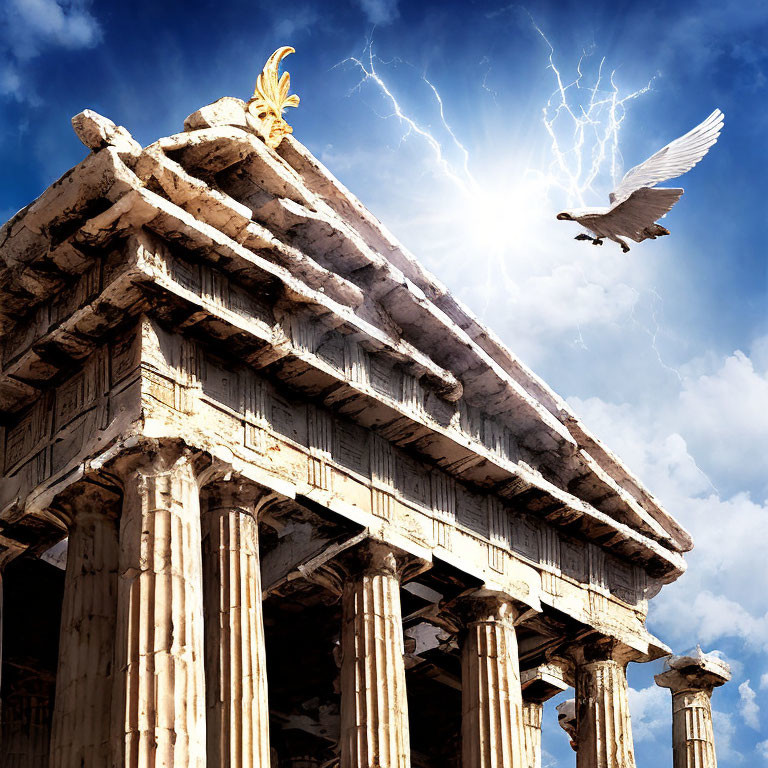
0 49 729 768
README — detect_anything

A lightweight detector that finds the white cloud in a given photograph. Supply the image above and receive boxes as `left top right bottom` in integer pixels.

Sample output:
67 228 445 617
4 0 100 58
570 346 768 503
654 591 768 655
628 684 669 743
677 351 768 499
568 347 768 658
713 709 744 764
738 680 760 731
757 739 768 759
0 0 101 101
354 0 399 25
760 673 768 690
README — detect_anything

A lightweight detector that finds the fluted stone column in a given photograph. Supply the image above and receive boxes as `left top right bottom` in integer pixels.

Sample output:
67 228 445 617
571 643 636 768
522 702 542 768
49 484 120 767
655 650 731 768
520 663 569 768
110 445 207 768
339 542 412 768
201 480 271 768
458 590 526 768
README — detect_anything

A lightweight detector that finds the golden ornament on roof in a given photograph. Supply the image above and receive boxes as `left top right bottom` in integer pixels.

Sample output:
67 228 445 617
247 46 300 149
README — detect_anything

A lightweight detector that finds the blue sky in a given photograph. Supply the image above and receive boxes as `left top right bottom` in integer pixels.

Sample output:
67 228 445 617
1 0 766 763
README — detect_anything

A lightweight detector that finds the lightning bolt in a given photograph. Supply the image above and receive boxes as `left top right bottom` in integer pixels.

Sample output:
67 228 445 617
531 18 654 206
336 27 682 372
629 287 684 383
338 43 479 197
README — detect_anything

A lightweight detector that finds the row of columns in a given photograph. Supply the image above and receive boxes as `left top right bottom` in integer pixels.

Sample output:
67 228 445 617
557 651 731 768
45 445 544 768
15 442 728 768
47 447 270 768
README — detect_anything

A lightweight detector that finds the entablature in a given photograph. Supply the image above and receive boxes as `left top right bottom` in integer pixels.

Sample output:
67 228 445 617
0 108 690 590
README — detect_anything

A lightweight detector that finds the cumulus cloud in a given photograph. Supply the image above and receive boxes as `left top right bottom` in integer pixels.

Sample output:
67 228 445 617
4 0 100 58
757 739 768 759
677 350 768 499
570 344 768 502
654 591 768 656
628 684 669 743
713 709 743 764
568 344 768 664
738 681 760 731
0 0 101 101
354 0 399 25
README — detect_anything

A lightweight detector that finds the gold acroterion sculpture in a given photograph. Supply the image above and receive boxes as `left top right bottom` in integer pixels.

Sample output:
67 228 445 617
247 46 300 148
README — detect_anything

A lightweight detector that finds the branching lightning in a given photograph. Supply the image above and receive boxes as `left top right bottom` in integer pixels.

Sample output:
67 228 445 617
338 43 480 198
336 26 682 374
531 20 654 207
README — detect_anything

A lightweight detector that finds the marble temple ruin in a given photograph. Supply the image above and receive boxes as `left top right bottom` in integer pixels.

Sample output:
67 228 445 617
0 48 730 768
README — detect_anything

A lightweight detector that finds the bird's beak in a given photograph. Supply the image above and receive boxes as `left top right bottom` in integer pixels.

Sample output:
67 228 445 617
556 212 570 221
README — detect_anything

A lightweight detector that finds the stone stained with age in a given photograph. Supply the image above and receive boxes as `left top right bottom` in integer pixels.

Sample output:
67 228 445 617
655 653 730 768
460 597 526 768
49 503 119 767
201 487 270 768
111 451 207 767
340 558 411 768
671 690 719 768
522 701 543 768
575 660 636 768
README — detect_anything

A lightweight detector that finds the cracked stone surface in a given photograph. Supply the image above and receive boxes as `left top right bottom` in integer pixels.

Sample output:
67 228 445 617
0 97 712 768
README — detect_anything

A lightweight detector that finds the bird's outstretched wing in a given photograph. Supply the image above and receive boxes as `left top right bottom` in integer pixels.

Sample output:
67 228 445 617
609 109 724 205
602 187 684 242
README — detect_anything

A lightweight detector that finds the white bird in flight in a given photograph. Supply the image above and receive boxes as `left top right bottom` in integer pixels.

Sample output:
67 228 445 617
556 109 724 252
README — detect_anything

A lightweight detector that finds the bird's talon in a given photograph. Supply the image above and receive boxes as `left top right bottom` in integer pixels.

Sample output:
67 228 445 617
592 238 603 246
574 234 593 241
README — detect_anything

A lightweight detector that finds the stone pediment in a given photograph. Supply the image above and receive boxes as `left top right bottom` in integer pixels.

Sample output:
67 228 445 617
0 106 689 592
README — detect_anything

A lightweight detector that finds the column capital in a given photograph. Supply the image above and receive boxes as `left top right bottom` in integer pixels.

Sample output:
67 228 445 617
49 477 122 528
95 437 205 484
655 649 731 695
201 477 280 516
452 588 521 628
563 634 637 667
315 537 430 596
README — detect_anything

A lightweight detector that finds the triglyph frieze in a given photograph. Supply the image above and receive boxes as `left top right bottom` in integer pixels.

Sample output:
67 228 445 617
136 328 647 613
37 316 646 618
